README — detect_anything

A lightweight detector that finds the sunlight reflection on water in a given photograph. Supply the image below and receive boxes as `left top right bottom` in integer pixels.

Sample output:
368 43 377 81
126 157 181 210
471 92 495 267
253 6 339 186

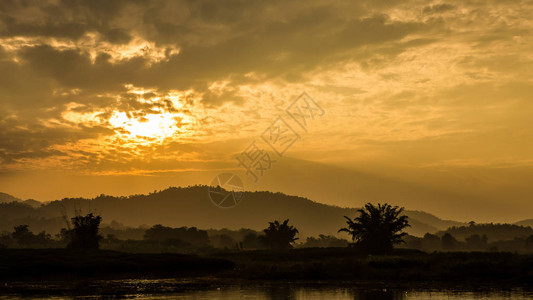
1 279 532 299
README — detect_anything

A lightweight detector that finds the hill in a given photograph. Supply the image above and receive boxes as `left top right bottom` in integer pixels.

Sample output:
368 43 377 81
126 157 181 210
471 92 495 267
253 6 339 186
0 192 21 203
0 192 41 208
250 157 513 222
515 219 533 228
435 223 533 242
0 187 460 237
20 199 42 208
5 156 528 223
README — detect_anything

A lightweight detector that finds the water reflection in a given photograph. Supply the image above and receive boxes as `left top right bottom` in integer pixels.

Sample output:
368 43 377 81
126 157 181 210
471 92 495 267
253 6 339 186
265 283 296 299
352 289 403 300
0 280 532 299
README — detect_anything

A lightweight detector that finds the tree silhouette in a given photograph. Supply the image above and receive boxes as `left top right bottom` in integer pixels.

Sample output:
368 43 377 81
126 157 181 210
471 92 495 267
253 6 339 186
421 233 441 251
338 203 410 254
11 225 53 247
242 232 263 249
441 233 458 250
526 234 533 250
465 234 488 250
143 224 210 247
68 213 103 249
260 219 299 250
12 225 33 245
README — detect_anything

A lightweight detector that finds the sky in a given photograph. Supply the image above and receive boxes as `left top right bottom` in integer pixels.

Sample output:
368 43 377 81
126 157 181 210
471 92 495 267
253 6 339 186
0 0 532 222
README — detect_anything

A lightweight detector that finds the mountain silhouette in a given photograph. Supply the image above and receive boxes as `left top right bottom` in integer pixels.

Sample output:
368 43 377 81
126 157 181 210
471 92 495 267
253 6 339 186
3 156 527 222
0 192 21 203
0 187 463 237
0 192 41 208
250 156 508 222
515 219 533 228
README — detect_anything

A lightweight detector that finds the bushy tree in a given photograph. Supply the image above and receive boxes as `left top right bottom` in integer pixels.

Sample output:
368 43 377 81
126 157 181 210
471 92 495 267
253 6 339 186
211 234 237 249
421 233 441 251
68 213 103 249
441 233 458 250
260 219 299 250
0 232 11 248
242 233 263 249
338 203 410 254
302 234 350 248
143 224 210 247
12 225 33 245
526 234 533 250
11 225 53 247
465 234 488 250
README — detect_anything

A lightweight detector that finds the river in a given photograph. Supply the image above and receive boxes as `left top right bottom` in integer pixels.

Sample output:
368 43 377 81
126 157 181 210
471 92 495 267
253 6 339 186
0 279 531 299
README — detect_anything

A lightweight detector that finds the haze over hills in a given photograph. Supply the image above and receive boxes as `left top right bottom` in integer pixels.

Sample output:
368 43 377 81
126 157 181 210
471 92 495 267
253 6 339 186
0 192 21 203
0 192 41 208
516 219 533 228
1 186 466 237
4 156 530 223
250 157 533 223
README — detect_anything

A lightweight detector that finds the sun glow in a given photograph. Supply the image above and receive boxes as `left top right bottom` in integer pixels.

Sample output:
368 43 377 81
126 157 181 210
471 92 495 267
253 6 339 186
109 111 181 140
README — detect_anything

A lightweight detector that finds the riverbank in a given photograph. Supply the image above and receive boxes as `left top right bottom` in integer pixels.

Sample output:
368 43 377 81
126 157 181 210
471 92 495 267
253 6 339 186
0 248 532 284
0 249 233 280
211 248 532 284
1 278 531 299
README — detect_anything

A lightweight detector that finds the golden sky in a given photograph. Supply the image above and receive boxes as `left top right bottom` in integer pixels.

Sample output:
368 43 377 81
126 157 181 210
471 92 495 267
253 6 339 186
0 0 532 222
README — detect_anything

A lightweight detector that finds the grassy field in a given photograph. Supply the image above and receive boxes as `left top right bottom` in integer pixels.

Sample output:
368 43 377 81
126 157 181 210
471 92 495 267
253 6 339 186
0 248 234 280
1 247 532 284
211 248 533 284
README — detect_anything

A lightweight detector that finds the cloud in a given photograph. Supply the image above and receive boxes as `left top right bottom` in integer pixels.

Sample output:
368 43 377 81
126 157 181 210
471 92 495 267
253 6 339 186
0 0 531 179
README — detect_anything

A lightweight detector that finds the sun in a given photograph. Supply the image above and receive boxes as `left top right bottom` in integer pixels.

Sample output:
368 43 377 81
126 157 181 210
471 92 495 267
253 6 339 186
109 111 181 141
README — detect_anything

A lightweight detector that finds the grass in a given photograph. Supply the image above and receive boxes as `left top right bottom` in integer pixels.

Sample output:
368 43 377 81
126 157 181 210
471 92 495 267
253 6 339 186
0 248 234 280
210 248 533 283
1 247 532 285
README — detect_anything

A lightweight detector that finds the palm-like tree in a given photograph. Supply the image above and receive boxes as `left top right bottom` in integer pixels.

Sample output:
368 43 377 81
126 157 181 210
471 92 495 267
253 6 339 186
338 203 409 254
260 219 299 250
68 213 103 250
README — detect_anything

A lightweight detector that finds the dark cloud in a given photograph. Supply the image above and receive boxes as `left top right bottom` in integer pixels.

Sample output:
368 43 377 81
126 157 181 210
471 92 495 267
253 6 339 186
0 0 131 42
0 114 113 164
423 4 456 14
2 0 428 93
1 0 529 174
0 0 430 170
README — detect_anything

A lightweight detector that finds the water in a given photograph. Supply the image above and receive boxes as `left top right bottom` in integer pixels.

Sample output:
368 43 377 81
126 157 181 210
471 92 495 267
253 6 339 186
0 279 531 299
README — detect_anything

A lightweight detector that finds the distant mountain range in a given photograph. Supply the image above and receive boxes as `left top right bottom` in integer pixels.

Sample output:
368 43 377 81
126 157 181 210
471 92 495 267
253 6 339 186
515 219 533 228
0 192 42 208
0 187 469 237
3 156 530 223
235 156 526 223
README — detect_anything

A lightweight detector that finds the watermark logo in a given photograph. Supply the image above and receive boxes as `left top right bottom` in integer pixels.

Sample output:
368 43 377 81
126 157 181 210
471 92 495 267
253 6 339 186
207 173 245 209
236 141 278 182
285 92 325 132
209 92 324 208
261 117 300 156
